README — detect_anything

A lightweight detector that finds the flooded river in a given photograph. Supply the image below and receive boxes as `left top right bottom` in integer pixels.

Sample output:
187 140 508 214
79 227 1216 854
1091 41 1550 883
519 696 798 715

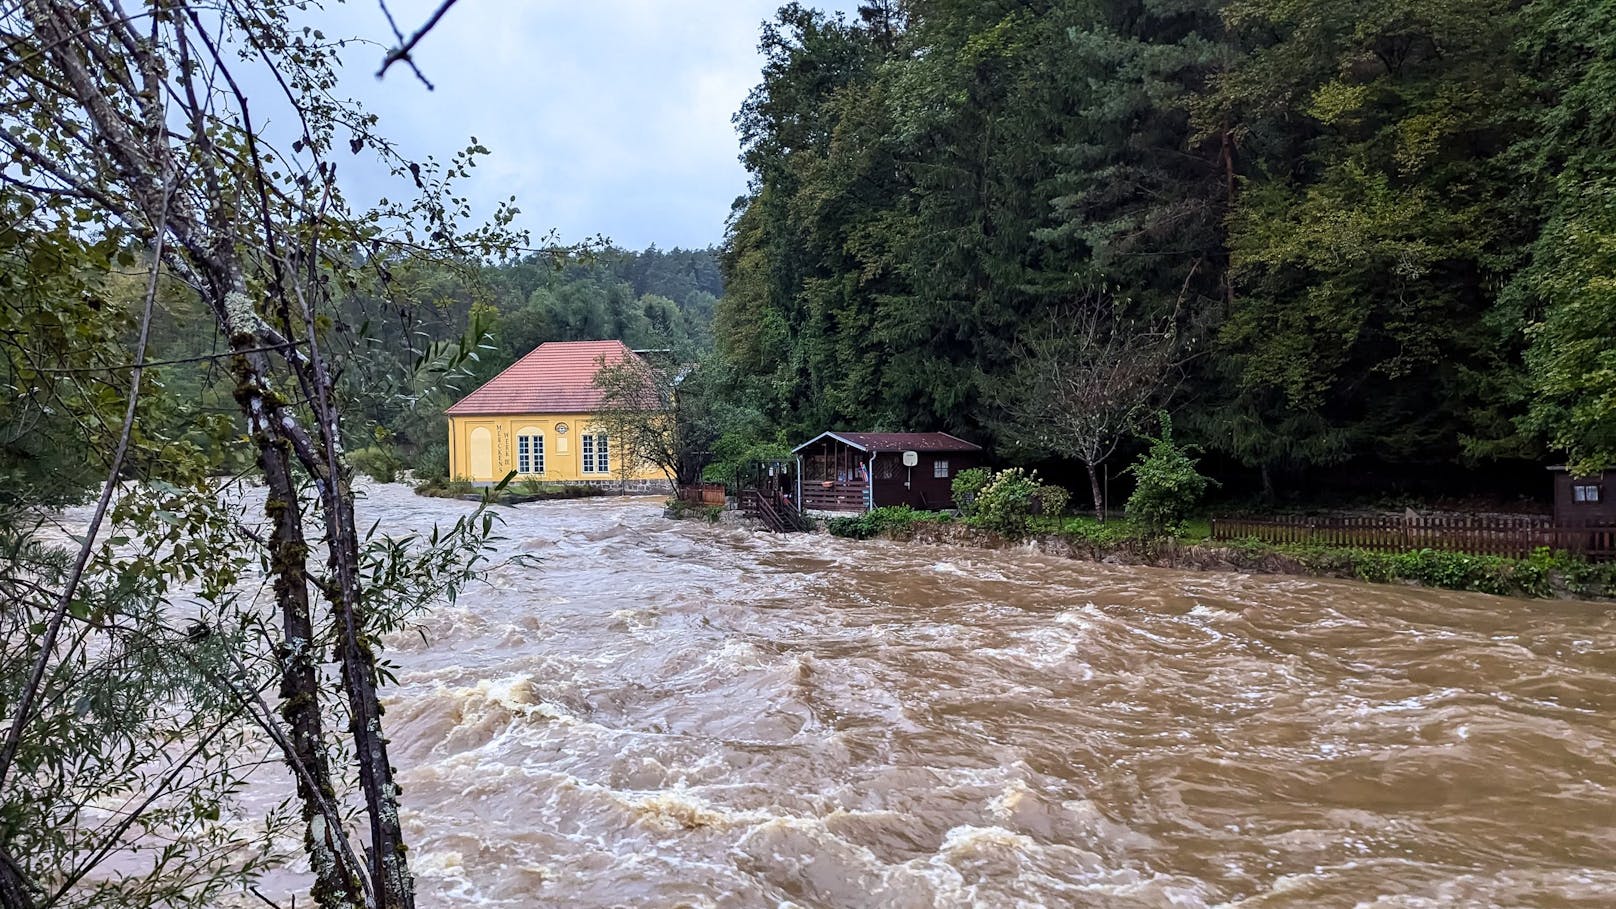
342 485 1612 906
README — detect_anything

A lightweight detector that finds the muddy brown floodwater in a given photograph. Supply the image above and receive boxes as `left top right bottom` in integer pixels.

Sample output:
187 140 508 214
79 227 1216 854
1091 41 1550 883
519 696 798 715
342 486 1616 906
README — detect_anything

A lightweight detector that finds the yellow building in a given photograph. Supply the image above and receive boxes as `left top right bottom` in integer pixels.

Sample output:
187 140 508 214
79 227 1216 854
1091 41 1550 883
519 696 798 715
445 340 665 487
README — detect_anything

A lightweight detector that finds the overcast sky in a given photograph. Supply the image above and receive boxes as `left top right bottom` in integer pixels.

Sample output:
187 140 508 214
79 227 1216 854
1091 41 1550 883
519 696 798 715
311 1 861 252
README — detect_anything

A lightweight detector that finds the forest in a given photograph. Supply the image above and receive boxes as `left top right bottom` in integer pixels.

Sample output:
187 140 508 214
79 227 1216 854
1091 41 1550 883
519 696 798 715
712 0 1616 505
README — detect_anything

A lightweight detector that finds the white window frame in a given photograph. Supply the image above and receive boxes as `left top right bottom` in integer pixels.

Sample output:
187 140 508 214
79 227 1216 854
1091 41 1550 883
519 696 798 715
516 433 545 475
934 458 950 479
581 431 610 474
1574 484 1603 503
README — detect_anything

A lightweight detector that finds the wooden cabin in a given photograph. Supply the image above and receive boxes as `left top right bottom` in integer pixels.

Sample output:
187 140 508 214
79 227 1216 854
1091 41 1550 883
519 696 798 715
1551 467 1616 525
791 432 983 514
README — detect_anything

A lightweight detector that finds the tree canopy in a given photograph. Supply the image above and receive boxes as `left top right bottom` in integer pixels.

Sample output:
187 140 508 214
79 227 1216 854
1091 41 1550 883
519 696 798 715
716 0 1616 498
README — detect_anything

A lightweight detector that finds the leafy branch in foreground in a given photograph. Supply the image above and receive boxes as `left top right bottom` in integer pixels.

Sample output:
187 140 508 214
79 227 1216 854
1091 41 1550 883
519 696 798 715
0 2 520 907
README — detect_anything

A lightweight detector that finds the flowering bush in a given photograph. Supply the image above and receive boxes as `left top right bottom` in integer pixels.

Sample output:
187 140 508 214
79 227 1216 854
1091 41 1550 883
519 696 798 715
972 467 1041 537
1034 483 1070 517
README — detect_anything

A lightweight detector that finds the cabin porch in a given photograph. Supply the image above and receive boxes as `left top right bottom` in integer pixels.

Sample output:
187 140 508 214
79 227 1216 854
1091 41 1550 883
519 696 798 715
796 438 871 514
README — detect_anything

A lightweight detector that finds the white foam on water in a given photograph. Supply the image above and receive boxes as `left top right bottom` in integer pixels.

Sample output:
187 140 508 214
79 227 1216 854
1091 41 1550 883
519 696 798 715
164 483 1616 908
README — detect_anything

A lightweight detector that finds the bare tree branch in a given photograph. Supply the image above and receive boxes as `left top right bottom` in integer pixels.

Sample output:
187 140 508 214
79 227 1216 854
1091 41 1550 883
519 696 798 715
992 290 1187 519
375 0 462 89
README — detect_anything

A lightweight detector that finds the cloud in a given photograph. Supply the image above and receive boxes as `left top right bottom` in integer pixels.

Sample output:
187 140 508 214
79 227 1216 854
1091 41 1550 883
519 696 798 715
309 0 862 251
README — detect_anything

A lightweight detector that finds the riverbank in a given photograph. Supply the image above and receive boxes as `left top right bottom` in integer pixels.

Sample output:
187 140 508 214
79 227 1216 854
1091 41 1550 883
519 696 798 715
413 478 610 505
831 511 1616 601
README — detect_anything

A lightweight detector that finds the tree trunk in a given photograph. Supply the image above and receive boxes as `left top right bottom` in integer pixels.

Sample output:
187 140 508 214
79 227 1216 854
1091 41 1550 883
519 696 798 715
289 277 417 907
1088 462 1105 522
0 846 37 909
14 6 426 904
231 339 370 909
1221 125 1238 312
325 482 415 909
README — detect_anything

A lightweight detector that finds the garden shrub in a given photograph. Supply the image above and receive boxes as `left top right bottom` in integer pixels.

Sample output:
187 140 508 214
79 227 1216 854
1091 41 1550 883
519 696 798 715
349 445 404 483
952 467 992 516
1034 483 1070 518
827 506 947 540
412 441 450 481
1125 414 1211 537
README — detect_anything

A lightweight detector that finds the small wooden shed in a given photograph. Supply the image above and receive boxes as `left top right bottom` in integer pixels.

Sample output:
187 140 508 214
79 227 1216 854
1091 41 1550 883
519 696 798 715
1550 467 1616 525
792 432 983 514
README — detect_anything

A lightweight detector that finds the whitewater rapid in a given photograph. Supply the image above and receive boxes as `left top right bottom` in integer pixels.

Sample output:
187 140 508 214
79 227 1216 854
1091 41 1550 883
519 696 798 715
281 484 1616 906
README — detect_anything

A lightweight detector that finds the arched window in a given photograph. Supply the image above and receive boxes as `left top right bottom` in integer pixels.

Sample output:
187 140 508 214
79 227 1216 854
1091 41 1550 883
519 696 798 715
581 431 610 474
515 428 545 475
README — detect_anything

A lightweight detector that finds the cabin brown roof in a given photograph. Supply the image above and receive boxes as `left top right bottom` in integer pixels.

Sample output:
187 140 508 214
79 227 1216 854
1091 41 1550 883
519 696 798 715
792 431 982 454
444 340 634 416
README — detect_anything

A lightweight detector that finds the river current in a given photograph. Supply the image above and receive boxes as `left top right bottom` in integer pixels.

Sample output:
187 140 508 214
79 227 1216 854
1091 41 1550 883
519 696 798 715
294 485 1616 906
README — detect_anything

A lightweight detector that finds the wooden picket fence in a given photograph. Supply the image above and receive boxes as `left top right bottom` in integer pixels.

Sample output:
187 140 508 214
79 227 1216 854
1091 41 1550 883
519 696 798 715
1211 514 1616 561
677 483 727 506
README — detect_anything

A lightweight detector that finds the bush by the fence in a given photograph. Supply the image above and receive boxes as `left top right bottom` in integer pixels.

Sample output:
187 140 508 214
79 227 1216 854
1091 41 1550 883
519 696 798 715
1125 414 1210 537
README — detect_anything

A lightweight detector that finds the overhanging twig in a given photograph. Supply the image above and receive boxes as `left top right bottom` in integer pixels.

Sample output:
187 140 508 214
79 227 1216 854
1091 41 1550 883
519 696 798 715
375 0 461 89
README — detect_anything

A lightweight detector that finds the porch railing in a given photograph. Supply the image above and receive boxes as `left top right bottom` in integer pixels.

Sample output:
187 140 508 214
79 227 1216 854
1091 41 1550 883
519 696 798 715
800 481 868 513
742 488 813 532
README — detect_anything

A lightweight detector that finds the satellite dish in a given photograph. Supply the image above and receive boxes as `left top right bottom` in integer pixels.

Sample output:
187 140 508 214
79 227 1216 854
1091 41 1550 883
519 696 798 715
902 451 919 467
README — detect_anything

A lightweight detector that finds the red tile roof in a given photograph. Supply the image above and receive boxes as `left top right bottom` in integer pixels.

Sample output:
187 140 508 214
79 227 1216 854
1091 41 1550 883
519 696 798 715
793 432 982 454
445 340 637 416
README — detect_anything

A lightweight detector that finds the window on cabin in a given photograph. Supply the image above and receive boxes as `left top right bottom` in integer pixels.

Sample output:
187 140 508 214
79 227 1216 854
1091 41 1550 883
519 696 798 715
516 434 545 475
582 432 610 473
934 459 950 479
1573 484 1603 503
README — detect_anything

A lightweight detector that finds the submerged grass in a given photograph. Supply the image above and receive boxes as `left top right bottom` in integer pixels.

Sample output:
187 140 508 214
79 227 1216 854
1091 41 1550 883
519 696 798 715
664 499 724 523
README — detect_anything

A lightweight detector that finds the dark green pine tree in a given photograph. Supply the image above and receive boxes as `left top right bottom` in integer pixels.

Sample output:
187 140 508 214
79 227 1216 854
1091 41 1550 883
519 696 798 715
872 1 1089 440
